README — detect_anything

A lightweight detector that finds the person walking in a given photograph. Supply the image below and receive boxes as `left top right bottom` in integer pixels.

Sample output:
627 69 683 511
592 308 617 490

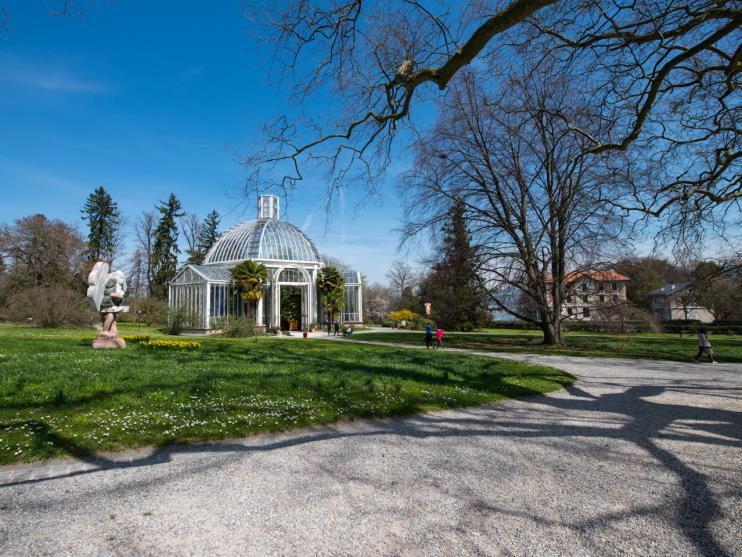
334 321 340 336
436 327 444 349
425 324 433 349
694 328 717 363
326 320 332 336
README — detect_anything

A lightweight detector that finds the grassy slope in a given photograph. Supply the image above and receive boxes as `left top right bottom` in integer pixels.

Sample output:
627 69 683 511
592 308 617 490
352 331 742 363
0 325 572 464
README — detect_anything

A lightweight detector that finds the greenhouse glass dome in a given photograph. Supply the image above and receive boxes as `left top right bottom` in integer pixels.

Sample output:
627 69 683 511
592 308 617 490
168 195 363 332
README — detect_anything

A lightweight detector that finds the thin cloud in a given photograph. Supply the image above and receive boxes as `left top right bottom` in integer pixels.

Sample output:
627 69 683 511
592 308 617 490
179 66 203 82
0 155 90 195
0 53 109 92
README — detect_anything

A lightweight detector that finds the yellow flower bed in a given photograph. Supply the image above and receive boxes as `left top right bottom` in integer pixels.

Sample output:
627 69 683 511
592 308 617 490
120 334 151 343
140 339 201 350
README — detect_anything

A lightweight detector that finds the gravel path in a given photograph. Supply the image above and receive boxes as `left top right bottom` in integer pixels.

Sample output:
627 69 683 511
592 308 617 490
1 346 740 556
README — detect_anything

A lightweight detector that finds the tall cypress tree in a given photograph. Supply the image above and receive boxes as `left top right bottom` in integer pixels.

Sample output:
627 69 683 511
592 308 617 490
196 210 221 261
419 201 490 331
151 193 184 298
81 186 120 263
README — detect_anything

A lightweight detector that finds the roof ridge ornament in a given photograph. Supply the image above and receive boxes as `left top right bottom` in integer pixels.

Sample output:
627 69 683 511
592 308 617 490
258 194 280 220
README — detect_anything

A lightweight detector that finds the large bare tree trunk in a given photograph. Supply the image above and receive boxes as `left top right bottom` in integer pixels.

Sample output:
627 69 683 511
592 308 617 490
540 318 563 346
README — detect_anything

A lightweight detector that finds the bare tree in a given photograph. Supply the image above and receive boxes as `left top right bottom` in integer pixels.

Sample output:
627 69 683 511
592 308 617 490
179 213 202 265
386 260 416 299
0 214 86 294
0 214 87 318
128 211 157 298
363 282 394 323
1 0 94 35
525 0 742 249
245 0 740 229
690 258 742 320
401 70 626 345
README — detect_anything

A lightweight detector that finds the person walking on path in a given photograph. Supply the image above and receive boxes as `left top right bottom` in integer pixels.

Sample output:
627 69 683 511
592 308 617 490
425 324 433 349
327 320 332 336
334 322 340 336
694 328 717 363
436 327 444 349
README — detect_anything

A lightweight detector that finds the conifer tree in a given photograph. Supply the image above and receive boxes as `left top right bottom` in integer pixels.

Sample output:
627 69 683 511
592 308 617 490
196 210 221 260
151 193 184 298
419 202 490 331
81 186 120 263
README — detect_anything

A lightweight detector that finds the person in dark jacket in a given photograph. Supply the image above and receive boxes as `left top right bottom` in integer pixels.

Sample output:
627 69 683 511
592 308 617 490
694 328 717 363
334 322 340 336
425 324 433 349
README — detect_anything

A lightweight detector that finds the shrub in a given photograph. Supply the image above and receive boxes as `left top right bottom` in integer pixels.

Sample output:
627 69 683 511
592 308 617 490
418 317 436 329
660 321 742 335
212 315 255 338
140 339 201 350
561 320 658 333
166 305 192 335
119 297 166 325
5 285 94 327
484 321 538 330
389 309 423 328
120 334 150 343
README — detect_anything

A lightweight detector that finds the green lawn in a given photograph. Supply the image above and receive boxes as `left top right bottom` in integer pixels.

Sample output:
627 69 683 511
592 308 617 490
352 331 742 362
0 325 572 464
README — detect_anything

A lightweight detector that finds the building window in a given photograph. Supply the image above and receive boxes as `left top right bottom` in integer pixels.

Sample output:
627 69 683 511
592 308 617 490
567 294 574 303
582 295 589 303
599 283 605 292
581 283 587 292
612 282 617 291
583 307 590 318
599 295 605 303
567 307 573 316
613 294 619 303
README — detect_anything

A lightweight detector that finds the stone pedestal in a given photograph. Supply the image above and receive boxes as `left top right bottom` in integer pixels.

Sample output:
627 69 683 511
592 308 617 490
92 334 126 349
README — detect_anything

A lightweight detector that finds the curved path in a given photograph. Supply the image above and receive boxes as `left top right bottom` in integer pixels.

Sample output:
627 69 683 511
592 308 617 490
1 343 740 556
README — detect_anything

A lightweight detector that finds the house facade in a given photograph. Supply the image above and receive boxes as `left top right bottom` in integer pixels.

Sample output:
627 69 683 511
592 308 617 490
646 283 714 323
548 270 630 321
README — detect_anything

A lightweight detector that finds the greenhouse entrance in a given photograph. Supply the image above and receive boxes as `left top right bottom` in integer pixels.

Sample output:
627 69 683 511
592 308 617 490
280 285 302 331
265 266 315 332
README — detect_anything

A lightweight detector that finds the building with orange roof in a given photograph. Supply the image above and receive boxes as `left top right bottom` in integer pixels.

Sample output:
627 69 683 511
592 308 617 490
546 269 630 321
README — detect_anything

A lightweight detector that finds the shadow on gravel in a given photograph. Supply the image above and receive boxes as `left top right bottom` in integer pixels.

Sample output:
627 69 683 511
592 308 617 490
3 378 740 556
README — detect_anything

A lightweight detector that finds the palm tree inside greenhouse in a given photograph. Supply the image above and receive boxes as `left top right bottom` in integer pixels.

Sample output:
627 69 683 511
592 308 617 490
231 260 268 319
318 266 345 322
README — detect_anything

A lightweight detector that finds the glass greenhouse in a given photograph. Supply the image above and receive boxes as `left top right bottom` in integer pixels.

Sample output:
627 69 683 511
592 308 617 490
168 195 363 332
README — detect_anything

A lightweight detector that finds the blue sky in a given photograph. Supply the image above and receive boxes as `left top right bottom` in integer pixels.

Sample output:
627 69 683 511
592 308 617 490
0 0 412 283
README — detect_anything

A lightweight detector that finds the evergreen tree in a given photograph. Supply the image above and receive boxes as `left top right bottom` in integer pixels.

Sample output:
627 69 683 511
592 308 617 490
195 210 221 261
81 186 120 263
419 202 490 331
151 193 184 298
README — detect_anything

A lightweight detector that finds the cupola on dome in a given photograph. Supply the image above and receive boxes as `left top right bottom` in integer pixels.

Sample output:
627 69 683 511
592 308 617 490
203 195 321 264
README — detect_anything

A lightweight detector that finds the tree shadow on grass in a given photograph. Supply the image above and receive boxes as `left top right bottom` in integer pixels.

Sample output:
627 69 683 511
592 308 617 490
0 341 566 413
1 370 740 556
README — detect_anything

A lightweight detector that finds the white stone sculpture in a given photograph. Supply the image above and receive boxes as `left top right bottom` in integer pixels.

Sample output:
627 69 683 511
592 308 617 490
87 261 129 349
